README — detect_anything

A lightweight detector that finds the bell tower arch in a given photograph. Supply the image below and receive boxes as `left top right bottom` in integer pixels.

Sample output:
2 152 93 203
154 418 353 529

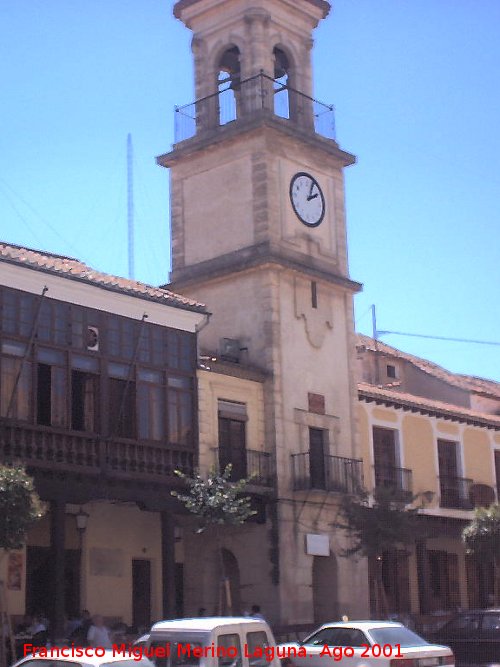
158 0 369 624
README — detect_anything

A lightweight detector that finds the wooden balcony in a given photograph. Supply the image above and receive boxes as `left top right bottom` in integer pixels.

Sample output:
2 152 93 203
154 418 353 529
291 452 364 494
0 421 194 482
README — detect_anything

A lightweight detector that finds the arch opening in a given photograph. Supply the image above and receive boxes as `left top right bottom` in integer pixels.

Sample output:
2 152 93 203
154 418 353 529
217 46 241 125
273 47 291 119
219 547 242 615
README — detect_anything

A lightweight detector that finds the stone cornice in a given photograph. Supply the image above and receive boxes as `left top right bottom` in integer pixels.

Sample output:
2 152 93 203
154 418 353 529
157 111 355 170
166 241 362 293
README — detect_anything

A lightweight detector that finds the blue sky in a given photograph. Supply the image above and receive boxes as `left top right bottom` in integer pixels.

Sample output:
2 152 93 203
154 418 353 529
1 1 499 382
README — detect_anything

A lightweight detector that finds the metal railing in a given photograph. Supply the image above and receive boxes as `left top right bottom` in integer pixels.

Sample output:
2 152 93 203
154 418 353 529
374 464 413 499
174 72 335 143
439 475 473 509
214 446 274 487
291 452 364 494
0 421 194 479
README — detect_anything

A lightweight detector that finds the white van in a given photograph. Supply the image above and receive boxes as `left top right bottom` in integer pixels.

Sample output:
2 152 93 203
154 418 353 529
145 617 281 667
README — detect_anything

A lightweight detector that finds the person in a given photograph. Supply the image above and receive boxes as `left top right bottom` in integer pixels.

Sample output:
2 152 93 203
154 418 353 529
197 608 206 617
249 605 265 620
70 610 92 646
28 615 46 636
87 615 112 649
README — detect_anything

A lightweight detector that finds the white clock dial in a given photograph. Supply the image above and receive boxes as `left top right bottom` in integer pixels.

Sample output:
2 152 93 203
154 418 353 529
289 172 325 227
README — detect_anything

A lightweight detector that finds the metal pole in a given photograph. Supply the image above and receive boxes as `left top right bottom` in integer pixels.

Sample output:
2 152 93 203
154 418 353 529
127 133 135 280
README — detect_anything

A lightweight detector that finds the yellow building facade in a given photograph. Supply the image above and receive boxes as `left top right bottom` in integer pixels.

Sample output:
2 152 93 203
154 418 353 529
357 336 500 623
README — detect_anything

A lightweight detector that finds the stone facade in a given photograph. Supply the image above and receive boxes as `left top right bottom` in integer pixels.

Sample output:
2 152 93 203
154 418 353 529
159 0 370 624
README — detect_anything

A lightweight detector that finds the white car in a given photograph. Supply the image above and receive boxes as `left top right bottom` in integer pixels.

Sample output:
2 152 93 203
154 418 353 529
278 621 455 667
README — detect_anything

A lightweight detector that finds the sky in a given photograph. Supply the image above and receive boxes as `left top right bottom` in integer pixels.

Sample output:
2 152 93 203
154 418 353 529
1 0 499 382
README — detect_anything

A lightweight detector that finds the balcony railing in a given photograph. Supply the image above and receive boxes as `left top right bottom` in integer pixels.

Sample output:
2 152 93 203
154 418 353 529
291 452 364 494
174 72 336 143
0 421 194 480
214 447 274 487
374 464 413 501
439 475 473 510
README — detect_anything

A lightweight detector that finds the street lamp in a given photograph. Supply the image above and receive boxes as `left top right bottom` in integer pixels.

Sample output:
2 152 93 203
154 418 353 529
75 507 89 537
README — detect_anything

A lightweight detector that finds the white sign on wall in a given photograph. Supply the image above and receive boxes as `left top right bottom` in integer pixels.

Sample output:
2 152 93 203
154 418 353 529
305 533 330 556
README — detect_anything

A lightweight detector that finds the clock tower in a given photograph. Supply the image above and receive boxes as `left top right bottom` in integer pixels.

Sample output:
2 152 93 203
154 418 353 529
158 0 369 622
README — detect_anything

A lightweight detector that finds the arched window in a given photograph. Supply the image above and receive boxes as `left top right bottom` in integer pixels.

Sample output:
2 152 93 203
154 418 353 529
273 47 291 119
217 46 241 125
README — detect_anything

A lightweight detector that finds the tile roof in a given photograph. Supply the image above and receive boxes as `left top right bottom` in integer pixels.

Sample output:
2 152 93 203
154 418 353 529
357 334 500 399
0 242 207 313
358 382 500 429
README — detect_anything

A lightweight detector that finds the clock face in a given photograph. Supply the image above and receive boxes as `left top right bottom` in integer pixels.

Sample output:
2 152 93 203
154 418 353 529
289 172 325 227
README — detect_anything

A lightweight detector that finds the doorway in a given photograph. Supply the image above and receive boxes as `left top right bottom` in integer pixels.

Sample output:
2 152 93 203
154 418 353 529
26 546 80 619
132 559 151 632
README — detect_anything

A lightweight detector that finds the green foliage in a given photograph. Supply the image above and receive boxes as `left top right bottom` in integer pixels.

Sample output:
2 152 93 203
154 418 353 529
0 465 45 551
462 503 500 565
171 464 256 532
335 486 424 558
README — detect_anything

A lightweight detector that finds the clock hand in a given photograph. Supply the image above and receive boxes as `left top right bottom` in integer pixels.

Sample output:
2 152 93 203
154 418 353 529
307 193 319 201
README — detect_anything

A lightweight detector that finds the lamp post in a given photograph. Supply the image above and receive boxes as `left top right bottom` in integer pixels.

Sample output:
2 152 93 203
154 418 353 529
75 508 89 614
75 508 89 541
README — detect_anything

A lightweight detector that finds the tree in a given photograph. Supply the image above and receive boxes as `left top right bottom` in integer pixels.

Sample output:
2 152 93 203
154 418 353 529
462 503 500 605
172 464 256 614
335 486 425 618
0 465 45 667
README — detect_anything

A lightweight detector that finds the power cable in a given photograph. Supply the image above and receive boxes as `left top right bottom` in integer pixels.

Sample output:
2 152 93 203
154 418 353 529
377 329 500 347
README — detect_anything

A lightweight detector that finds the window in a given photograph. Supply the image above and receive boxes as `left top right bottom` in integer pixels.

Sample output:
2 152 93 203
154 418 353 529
438 439 464 508
481 613 500 633
218 400 247 479
36 348 66 427
168 375 193 446
309 427 326 489
108 315 135 359
138 325 165 366
167 330 195 372
37 300 68 345
302 627 367 647
386 364 397 378
373 426 398 488
1 288 35 338
137 368 164 441
0 356 31 420
246 632 272 667
217 633 242 667
71 370 99 432
311 281 318 309
442 613 481 634
108 364 136 438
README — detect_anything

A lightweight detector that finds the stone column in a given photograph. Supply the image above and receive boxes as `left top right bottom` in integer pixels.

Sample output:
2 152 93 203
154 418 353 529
50 499 66 642
161 512 176 619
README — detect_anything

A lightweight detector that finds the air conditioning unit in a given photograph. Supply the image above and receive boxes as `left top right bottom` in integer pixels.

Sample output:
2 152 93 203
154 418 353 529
219 337 240 363
87 326 99 352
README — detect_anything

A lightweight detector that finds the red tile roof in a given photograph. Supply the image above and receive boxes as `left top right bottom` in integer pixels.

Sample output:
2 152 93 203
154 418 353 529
357 334 500 399
0 242 207 313
358 382 500 430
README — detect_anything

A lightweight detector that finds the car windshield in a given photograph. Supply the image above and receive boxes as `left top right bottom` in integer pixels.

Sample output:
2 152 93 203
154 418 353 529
368 627 429 648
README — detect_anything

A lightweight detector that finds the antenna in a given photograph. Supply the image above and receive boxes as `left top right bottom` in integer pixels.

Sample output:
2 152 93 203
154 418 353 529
127 133 135 280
